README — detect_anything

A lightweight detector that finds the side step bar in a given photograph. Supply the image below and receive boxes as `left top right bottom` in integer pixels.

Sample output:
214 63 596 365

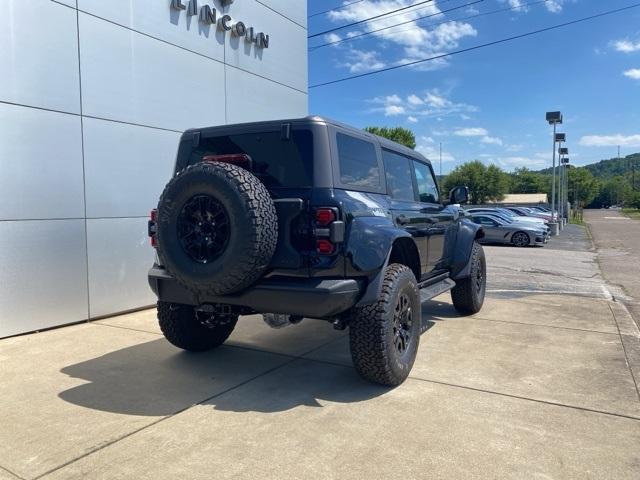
419 278 456 302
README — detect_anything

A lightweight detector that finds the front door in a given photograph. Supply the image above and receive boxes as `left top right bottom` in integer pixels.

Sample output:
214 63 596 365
412 161 455 272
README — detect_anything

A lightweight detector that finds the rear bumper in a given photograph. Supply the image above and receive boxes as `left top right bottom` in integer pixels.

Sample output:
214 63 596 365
148 267 364 318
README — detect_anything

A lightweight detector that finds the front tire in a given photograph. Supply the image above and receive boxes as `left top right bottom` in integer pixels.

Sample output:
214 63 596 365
158 302 238 352
451 241 486 315
349 264 421 386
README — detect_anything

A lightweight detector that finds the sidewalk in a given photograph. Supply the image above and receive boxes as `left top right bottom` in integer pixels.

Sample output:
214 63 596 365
1 225 639 480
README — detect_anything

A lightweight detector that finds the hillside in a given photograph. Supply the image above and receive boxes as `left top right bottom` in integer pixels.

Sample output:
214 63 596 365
537 153 640 178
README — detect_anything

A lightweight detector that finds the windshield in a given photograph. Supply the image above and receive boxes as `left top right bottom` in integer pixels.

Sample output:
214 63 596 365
189 128 314 189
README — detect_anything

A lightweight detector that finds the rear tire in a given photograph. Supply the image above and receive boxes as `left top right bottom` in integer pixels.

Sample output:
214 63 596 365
349 264 421 386
158 302 238 352
451 242 486 315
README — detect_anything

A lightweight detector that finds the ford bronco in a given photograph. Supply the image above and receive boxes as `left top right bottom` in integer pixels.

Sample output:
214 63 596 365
148 116 486 386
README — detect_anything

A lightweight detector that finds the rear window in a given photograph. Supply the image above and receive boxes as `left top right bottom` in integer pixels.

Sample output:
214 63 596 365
336 133 381 190
191 129 313 188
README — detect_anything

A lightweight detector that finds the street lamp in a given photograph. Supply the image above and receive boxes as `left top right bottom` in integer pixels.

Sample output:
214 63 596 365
562 156 570 221
546 111 563 236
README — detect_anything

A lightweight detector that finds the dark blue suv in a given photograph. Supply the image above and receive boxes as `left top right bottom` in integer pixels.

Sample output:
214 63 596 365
148 116 486 386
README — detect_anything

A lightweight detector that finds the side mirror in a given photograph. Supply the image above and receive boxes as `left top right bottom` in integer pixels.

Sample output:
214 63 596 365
449 186 469 205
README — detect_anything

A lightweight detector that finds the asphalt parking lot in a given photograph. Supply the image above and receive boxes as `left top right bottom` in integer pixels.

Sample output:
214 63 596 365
2 225 639 480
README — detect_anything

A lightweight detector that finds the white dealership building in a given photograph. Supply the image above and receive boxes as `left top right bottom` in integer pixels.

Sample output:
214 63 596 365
0 0 308 337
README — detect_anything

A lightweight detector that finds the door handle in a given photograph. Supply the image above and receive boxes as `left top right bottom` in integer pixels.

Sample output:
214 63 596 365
396 214 410 226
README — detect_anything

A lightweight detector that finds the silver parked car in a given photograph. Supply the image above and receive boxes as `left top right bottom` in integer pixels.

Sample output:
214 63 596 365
468 213 549 247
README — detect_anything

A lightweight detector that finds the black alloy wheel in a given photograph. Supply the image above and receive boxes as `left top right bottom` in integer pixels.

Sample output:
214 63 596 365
177 195 230 264
392 293 414 355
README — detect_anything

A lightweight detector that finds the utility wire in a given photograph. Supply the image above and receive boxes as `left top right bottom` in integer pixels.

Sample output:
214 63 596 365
309 0 366 19
308 0 436 39
310 0 551 51
310 0 486 51
310 3 640 88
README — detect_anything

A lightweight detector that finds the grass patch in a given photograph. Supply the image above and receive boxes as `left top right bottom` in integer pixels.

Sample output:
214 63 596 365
569 217 585 226
622 208 640 220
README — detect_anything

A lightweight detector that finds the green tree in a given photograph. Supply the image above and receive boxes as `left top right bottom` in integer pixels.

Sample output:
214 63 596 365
591 176 632 207
443 161 508 204
567 167 599 207
364 126 416 149
509 167 548 194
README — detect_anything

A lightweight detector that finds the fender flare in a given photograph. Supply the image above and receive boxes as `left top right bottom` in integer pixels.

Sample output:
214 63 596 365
450 218 484 280
354 232 420 307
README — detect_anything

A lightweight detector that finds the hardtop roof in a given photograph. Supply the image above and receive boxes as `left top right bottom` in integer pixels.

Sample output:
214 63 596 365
186 115 431 165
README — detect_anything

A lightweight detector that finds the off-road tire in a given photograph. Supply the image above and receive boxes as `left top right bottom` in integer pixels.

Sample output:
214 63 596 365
451 241 486 315
158 302 238 352
156 161 277 296
349 264 421 386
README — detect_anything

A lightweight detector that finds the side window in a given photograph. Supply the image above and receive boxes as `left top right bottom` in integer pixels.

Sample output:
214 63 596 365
412 161 439 203
477 216 497 227
382 150 415 201
336 133 380 190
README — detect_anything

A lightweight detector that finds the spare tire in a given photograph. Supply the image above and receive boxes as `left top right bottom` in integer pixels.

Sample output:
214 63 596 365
156 161 277 296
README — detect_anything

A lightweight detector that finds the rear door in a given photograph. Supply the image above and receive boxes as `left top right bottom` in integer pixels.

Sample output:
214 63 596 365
381 149 429 272
411 160 455 272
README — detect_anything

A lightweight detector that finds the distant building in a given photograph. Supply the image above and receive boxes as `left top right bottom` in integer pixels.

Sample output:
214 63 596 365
490 194 549 205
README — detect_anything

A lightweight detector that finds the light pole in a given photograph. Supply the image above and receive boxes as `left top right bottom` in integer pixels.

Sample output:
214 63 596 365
559 147 568 225
546 111 563 236
563 157 570 221
556 135 566 229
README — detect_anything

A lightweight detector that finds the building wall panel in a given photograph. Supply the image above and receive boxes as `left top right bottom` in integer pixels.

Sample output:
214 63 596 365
0 0 80 113
83 118 179 219
0 104 84 221
0 220 88 338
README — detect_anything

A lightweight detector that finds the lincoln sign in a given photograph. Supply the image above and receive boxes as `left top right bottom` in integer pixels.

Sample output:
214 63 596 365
171 0 270 49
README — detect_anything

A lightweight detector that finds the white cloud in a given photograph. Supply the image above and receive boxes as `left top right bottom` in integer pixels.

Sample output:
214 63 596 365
623 68 640 80
579 134 640 147
481 136 503 146
327 1 477 73
384 105 405 116
454 127 488 137
460 114 471 120
369 89 478 120
407 116 418 123
500 0 565 14
614 39 640 53
407 94 424 106
545 1 564 13
416 144 455 164
324 33 342 45
340 49 386 73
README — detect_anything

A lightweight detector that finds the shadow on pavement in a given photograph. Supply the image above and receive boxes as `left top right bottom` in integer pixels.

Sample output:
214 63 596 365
58 338 390 416
58 299 457 416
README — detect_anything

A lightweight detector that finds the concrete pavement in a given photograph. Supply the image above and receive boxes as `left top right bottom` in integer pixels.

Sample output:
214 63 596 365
585 209 640 326
1 225 640 479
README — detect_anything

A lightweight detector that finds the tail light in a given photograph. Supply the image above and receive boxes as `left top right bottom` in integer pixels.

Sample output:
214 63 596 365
148 209 158 248
313 207 344 255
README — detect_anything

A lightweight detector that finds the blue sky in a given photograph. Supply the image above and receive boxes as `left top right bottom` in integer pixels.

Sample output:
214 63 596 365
307 0 640 174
